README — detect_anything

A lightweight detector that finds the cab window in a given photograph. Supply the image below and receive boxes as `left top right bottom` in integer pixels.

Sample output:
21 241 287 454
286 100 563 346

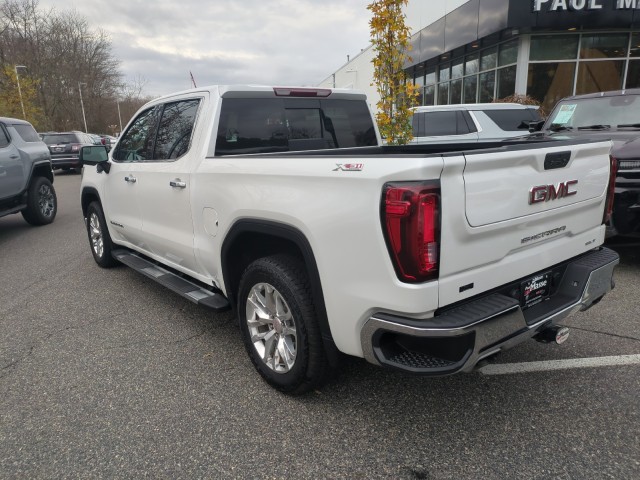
214 98 377 155
153 99 200 160
112 107 159 162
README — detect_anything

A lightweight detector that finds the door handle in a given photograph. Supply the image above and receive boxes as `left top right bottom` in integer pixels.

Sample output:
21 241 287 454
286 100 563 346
170 180 187 189
124 175 137 183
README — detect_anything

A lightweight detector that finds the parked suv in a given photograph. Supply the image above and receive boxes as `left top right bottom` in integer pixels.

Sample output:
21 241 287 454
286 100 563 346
531 89 640 236
41 131 95 171
410 103 542 144
0 117 57 225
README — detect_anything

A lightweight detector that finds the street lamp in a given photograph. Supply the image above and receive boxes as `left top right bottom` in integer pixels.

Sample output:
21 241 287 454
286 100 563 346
78 82 88 133
116 99 123 134
14 65 27 119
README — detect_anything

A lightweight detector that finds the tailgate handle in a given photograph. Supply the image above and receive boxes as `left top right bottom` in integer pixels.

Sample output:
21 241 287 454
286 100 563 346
545 151 571 170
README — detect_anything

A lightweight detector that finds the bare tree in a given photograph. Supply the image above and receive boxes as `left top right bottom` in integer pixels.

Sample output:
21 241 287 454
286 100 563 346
0 0 149 132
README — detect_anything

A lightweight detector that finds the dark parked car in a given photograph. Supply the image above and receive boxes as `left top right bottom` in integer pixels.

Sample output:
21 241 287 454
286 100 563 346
0 117 57 225
41 131 95 171
531 89 640 236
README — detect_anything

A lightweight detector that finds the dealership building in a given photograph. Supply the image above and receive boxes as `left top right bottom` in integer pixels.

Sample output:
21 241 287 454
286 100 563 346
319 0 640 112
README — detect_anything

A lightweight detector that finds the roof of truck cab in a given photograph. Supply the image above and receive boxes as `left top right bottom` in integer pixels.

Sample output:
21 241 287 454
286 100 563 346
147 85 368 104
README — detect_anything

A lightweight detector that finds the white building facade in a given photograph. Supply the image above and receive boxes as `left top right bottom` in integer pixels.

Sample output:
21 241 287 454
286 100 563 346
319 0 640 112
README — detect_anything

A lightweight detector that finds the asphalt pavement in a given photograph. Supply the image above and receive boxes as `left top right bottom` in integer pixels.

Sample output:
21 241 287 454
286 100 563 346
1 172 639 479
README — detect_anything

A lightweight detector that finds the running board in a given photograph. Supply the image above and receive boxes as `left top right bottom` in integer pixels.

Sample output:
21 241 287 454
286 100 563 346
112 249 230 312
0 204 27 217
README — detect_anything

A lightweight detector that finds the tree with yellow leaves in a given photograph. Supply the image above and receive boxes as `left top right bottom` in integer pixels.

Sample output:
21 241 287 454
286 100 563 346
367 0 418 145
0 65 44 128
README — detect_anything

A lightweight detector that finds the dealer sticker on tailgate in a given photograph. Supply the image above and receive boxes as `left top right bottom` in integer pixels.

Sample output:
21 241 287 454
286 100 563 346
521 272 551 309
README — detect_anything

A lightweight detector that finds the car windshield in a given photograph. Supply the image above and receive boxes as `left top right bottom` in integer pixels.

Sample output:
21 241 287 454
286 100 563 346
42 134 77 144
546 94 640 130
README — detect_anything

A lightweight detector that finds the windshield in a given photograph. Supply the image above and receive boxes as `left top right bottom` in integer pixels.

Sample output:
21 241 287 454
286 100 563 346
546 94 640 130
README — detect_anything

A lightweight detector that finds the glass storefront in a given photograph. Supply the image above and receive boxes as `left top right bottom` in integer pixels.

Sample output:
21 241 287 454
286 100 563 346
408 30 639 110
527 32 640 112
411 38 519 106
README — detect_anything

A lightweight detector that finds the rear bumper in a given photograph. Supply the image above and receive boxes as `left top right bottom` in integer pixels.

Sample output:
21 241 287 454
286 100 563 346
50 155 81 169
360 247 619 375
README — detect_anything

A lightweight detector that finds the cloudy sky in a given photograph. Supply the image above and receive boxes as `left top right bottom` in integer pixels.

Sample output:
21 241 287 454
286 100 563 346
39 0 373 97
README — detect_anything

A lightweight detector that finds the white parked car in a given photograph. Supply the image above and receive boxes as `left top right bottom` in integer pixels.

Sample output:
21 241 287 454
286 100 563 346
410 103 542 144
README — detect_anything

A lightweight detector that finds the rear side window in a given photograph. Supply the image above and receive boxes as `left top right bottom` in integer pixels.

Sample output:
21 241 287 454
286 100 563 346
413 111 474 137
483 108 542 131
214 98 376 155
13 124 41 142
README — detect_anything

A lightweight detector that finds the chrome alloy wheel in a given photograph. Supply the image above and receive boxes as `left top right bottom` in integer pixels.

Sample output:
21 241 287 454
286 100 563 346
246 282 297 373
89 212 104 258
38 184 55 218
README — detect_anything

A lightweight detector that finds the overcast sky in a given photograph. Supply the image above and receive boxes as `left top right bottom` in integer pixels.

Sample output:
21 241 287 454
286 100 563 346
39 0 373 97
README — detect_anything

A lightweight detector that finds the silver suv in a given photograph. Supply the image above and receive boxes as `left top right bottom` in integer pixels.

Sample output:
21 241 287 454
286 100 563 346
0 117 57 225
410 103 542 144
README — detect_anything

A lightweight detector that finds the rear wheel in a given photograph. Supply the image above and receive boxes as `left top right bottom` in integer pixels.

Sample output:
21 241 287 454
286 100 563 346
86 201 118 268
21 176 57 225
238 255 329 394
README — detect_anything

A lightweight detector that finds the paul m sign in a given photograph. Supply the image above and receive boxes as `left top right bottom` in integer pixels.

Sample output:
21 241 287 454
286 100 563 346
533 0 640 11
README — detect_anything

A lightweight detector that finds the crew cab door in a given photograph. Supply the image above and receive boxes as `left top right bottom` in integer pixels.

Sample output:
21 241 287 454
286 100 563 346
132 97 203 273
0 124 24 200
104 106 160 247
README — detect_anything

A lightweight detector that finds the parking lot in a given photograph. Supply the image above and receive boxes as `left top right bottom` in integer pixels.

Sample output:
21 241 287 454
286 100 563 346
1 172 639 479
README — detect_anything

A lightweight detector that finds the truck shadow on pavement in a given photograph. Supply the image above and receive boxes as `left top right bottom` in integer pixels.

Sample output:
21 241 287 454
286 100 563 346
605 235 640 265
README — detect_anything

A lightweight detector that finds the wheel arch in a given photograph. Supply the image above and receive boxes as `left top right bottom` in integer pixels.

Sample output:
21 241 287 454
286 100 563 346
81 187 101 218
30 161 54 185
221 219 340 365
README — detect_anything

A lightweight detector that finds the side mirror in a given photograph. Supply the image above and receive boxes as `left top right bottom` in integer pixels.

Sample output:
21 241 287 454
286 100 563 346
529 120 545 133
80 145 110 173
80 145 108 164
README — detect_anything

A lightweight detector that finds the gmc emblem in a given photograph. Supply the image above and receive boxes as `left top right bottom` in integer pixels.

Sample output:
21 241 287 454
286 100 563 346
529 180 578 204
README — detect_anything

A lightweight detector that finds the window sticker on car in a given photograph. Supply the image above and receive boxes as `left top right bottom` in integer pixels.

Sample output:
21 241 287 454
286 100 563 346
553 104 577 124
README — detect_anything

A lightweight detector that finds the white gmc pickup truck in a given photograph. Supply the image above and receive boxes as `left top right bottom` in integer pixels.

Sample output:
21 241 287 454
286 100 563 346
80 85 619 394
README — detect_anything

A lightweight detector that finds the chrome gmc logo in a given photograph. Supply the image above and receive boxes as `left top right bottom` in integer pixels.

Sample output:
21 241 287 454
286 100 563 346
529 180 578 204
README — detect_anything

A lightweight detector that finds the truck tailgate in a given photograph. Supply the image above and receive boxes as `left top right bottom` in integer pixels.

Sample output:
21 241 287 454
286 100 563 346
463 142 610 226
438 140 612 307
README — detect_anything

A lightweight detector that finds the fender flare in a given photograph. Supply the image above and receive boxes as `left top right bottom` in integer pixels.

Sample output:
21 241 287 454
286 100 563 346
221 219 340 365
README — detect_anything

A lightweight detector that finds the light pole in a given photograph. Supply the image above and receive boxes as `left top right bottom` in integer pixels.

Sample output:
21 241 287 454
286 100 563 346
116 100 123 134
14 65 27 119
78 82 88 133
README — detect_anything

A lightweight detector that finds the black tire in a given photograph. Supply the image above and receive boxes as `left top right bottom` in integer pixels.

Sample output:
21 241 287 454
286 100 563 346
237 254 329 394
21 176 57 226
86 201 119 268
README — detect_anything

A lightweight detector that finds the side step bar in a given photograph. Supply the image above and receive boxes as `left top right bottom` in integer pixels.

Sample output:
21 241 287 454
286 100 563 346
0 204 27 217
112 249 230 312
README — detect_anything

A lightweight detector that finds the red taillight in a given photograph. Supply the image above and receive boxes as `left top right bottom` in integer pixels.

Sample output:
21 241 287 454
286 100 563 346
604 155 617 224
383 183 440 283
